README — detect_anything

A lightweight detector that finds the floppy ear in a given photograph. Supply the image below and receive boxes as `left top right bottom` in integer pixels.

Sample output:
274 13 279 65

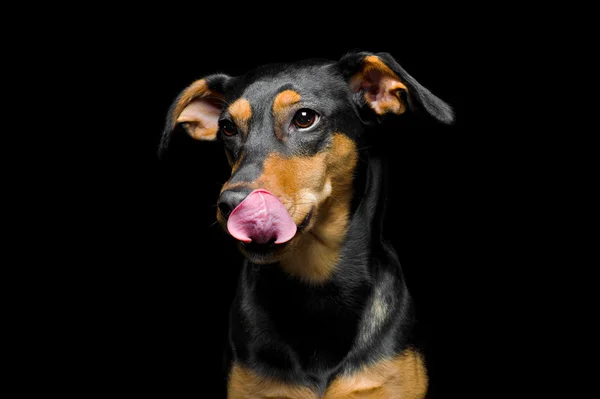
159 73 231 158
338 52 454 124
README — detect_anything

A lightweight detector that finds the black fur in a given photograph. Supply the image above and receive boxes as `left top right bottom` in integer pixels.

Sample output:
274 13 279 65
160 51 454 395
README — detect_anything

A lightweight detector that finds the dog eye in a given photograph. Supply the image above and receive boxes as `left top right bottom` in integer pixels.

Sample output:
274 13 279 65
220 120 238 137
292 109 319 129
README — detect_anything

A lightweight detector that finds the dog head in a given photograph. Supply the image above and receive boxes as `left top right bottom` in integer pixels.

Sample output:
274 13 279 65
160 51 453 277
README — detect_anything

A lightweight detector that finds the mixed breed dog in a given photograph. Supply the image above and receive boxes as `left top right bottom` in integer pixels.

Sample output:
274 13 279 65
160 51 453 398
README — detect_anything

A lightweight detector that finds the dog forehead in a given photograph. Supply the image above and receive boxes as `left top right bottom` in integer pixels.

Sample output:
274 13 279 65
233 62 345 107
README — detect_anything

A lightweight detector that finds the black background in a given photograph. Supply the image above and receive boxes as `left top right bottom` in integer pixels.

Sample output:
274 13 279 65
62 23 468 397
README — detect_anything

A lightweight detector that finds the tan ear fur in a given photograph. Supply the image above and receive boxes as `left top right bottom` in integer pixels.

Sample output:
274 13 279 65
349 55 408 116
174 79 224 141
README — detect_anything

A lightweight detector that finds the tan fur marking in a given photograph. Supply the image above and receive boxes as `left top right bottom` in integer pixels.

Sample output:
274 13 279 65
229 98 252 134
215 134 357 281
227 349 427 398
258 152 328 223
324 349 428 398
272 90 302 139
273 90 302 114
256 133 357 283
349 56 409 116
363 56 398 79
174 79 210 118
228 364 316 399
180 124 218 141
174 79 224 141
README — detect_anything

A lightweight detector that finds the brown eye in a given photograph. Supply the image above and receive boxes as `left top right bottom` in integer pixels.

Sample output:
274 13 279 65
220 120 238 136
292 109 318 129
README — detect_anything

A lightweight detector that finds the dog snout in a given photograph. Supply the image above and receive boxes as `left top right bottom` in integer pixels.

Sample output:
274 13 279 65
218 188 251 220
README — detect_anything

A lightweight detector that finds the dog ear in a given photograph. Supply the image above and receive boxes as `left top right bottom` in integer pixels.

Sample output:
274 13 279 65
159 74 231 158
338 52 454 124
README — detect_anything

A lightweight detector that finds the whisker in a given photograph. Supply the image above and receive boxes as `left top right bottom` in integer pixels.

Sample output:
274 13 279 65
328 194 343 206
309 231 334 249
205 96 233 108
281 201 315 206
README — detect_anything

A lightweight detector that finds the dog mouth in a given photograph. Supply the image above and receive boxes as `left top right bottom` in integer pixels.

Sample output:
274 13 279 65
237 205 315 264
226 189 316 241
227 189 297 245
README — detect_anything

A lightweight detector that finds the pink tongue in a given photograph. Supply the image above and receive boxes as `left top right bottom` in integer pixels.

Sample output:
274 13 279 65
227 189 297 244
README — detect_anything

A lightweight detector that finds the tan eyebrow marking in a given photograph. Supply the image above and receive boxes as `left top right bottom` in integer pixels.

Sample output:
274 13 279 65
272 90 302 140
228 98 252 135
273 90 301 113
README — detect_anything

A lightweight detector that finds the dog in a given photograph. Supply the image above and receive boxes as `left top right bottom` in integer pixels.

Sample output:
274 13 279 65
159 51 453 398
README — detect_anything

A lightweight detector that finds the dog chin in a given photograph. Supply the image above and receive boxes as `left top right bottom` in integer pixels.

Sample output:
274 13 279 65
238 241 289 264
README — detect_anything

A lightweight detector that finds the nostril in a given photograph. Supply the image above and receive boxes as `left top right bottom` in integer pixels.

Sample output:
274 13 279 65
218 201 233 219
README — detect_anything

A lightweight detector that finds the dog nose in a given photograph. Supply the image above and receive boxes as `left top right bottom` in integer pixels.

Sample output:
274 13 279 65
218 189 250 220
